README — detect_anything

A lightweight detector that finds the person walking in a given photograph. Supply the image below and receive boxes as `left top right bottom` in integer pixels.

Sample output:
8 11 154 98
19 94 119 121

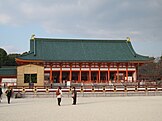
72 87 77 105
0 86 3 103
56 86 62 106
5 87 12 104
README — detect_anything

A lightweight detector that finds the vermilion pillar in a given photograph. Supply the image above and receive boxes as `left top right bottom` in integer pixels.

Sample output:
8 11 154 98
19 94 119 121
117 64 119 83
59 64 62 83
89 64 91 83
98 65 100 83
126 65 128 82
70 64 72 82
79 63 82 82
108 65 110 82
50 65 53 84
136 63 139 81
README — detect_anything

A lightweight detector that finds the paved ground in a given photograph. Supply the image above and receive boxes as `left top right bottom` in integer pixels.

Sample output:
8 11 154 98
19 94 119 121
0 96 162 121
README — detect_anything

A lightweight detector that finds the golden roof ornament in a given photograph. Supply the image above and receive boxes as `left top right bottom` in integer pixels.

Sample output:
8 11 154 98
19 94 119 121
126 37 130 42
31 34 35 40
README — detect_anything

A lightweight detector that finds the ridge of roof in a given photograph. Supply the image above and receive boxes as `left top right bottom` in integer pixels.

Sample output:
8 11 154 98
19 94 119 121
33 37 127 42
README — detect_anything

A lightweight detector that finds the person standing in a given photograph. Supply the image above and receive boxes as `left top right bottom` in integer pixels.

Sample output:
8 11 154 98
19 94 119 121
56 86 62 106
5 87 12 104
72 87 77 105
0 86 3 103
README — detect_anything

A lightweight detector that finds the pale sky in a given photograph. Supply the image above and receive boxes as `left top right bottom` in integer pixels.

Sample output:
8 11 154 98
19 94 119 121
0 0 162 57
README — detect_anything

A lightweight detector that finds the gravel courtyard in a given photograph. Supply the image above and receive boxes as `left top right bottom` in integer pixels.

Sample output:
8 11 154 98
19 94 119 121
0 96 162 121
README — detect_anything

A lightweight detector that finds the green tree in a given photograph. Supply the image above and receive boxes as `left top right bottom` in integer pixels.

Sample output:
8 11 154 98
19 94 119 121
0 48 7 67
5 53 20 66
22 52 28 55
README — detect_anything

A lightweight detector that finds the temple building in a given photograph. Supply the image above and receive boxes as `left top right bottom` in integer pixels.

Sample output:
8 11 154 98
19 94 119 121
0 68 17 87
11 36 151 87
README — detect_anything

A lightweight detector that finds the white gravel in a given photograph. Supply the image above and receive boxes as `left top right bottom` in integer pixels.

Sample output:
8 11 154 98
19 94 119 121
0 96 162 121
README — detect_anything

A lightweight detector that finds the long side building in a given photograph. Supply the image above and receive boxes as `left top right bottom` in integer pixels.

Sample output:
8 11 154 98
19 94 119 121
13 36 151 87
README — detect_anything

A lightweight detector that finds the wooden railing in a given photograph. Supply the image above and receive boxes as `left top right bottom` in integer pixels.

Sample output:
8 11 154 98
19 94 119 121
10 83 162 93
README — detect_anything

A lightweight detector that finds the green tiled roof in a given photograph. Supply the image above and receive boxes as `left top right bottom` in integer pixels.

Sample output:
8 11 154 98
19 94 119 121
0 67 17 76
17 38 150 62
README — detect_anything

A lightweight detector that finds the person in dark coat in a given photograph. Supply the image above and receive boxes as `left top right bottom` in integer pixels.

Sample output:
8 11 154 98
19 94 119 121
5 87 12 104
72 87 77 105
0 86 3 103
